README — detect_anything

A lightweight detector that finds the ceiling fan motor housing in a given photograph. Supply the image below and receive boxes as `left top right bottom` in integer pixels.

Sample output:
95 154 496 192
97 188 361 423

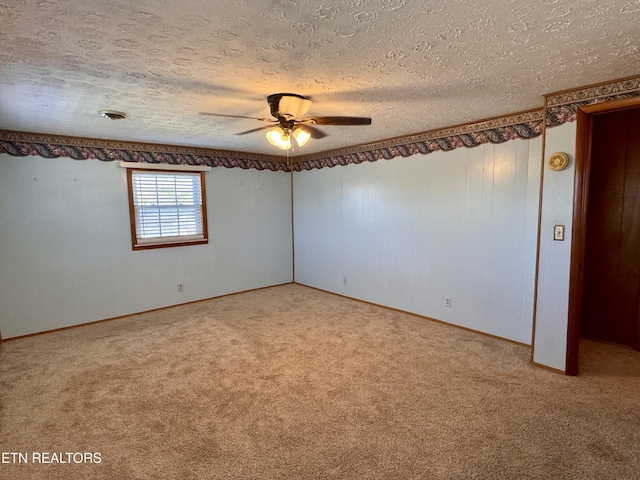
267 93 312 120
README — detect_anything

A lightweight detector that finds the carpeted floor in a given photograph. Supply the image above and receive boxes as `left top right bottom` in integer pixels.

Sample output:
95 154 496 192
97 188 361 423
1 283 639 479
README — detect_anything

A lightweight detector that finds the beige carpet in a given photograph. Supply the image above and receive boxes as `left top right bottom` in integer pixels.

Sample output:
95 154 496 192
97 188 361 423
1 283 639 479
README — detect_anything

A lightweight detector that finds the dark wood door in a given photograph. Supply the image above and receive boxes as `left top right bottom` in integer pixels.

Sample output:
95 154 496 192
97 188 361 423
581 107 640 349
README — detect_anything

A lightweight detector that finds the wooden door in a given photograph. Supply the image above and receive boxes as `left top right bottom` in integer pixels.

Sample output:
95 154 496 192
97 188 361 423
581 107 640 349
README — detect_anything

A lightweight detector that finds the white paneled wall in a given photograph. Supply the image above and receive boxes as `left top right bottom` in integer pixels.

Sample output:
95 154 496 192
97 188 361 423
533 122 577 370
0 155 292 338
294 137 542 344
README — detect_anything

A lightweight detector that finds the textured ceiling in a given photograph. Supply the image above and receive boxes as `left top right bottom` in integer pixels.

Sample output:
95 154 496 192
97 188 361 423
1 0 639 156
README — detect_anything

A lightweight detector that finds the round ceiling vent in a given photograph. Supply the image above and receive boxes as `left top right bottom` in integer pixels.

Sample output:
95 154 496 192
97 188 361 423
98 110 129 120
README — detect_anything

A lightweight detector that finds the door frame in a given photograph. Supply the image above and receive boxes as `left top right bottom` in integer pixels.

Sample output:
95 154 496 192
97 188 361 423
566 96 640 375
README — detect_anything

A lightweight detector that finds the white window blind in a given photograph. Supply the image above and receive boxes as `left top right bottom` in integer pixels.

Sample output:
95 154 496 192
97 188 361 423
129 170 207 248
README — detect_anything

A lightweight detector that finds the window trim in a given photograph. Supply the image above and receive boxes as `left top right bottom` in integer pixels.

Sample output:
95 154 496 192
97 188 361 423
126 168 209 251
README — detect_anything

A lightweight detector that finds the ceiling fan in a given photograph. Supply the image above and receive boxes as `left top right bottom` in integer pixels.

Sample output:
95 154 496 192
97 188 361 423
199 93 372 150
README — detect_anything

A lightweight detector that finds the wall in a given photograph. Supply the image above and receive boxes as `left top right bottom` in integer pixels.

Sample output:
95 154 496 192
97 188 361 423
532 122 577 370
0 154 293 338
294 136 542 344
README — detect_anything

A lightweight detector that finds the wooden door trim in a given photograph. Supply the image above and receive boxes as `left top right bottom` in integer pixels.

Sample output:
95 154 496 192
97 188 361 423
565 108 592 375
566 96 640 375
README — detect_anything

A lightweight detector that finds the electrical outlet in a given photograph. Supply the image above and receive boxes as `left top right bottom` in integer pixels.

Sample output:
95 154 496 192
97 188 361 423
445 297 452 307
178 283 184 292
343 276 348 285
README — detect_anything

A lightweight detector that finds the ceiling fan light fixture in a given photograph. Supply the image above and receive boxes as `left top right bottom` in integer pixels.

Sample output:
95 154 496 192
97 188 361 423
202 92 372 150
266 126 291 150
292 127 311 147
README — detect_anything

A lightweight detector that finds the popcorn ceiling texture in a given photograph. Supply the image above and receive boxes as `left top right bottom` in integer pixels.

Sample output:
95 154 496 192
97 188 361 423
0 0 639 155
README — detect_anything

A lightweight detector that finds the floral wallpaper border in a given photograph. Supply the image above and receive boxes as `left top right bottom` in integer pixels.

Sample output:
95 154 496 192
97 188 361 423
292 109 544 171
546 75 640 126
2 75 638 172
0 131 286 171
0 109 545 172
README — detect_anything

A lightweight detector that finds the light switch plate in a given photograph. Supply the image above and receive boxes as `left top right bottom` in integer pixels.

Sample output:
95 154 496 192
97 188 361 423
554 224 565 241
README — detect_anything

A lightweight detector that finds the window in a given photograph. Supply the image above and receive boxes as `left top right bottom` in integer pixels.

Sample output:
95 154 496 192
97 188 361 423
126 169 208 250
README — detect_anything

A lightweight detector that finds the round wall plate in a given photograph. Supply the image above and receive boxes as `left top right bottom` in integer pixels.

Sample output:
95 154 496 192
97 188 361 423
548 152 569 171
